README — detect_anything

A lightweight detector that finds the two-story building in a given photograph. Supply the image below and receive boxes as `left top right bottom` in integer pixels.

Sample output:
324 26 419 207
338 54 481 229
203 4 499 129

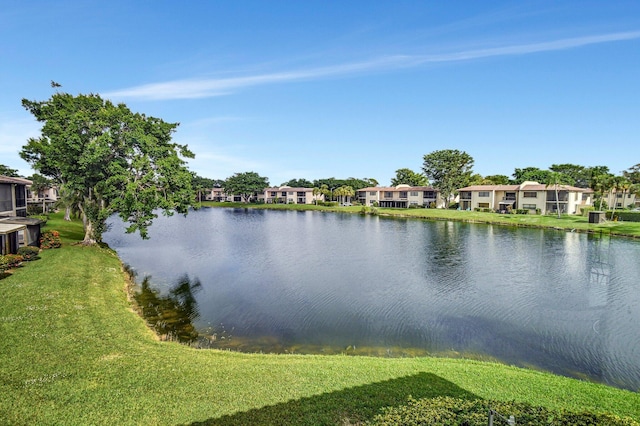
27 184 59 213
356 185 444 208
604 190 638 209
1 175 43 254
0 175 30 217
261 186 324 204
458 181 593 215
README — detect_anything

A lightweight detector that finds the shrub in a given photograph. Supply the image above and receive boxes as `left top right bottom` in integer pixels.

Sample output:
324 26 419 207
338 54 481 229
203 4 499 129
515 209 529 215
17 246 40 261
1 254 24 271
368 396 640 426
27 204 45 215
40 230 62 249
448 202 459 210
607 211 640 222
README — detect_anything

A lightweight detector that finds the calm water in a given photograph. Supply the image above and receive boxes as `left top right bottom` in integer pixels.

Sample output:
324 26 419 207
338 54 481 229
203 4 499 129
104 208 640 391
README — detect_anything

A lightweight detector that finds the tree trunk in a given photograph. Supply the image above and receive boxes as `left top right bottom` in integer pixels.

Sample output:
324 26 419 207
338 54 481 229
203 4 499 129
77 202 97 245
83 220 97 245
555 186 561 219
64 206 71 221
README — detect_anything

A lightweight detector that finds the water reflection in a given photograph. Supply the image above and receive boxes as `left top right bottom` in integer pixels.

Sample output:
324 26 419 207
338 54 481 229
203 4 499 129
133 274 202 343
105 209 640 391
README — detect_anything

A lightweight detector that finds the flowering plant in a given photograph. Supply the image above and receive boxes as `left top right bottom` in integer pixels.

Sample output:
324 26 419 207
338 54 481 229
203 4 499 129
40 230 62 249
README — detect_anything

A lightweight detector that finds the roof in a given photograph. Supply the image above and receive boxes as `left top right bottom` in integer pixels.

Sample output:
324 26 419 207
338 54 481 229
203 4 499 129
0 175 32 185
0 216 45 226
0 223 26 235
458 185 519 191
264 187 315 192
519 183 588 192
358 186 437 192
458 182 591 193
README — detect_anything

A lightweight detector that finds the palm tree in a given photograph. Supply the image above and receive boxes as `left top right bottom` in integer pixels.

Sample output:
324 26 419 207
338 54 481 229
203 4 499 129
611 176 631 216
333 186 345 205
343 186 355 205
544 172 568 219
312 187 320 205
56 184 82 221
590 172 613 211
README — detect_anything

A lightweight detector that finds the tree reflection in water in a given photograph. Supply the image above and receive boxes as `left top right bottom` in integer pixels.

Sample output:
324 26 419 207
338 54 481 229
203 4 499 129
133 274 202 343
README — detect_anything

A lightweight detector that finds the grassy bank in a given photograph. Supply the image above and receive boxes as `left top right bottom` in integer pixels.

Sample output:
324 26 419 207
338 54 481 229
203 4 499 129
199 201 640 238
1 213 638 425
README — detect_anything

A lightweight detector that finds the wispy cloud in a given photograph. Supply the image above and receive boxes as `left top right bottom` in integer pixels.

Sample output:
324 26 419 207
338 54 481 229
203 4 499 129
104 30 640 101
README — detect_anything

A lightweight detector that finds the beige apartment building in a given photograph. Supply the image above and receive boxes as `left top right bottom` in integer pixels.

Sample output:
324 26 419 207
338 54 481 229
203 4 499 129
604 190 638 209
356 184 444 208
458 181 593 215
261 186 324 204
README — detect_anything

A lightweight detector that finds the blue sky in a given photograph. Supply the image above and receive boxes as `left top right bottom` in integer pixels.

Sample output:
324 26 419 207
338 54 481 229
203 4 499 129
1 1 639 186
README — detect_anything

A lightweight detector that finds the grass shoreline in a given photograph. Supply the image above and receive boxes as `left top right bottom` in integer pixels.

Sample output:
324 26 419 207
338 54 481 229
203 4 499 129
1 212 638 424
198 201 640 240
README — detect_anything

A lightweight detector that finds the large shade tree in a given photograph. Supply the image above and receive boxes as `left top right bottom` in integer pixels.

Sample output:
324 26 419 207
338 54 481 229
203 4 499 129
0 164 21 177
511 167 555 185
623 163 640 184
21 91 195 244
422 149 474 208
223 171 269 202
390 168 428 187
281 178 314 188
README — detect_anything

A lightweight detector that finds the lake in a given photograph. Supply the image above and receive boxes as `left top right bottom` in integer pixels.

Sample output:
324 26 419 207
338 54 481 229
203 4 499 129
103 207 640 391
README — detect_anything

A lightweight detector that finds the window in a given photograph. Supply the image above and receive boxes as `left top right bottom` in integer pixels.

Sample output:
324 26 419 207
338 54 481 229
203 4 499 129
523 192 537 198
478 202 490 208
370 191 376 196
410 191 419 196
270 192 277 197
399 191 408 198
423 191 435 198
281 192 287 197
384 192 393 198
523 204 537 210
478 191 490 197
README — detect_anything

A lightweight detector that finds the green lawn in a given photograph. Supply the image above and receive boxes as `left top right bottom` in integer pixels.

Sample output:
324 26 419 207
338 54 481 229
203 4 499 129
199 201 640 238
0 213 638 425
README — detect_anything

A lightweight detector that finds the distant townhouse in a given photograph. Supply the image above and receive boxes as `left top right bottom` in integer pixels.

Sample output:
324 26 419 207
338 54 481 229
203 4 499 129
458 181 593 215
205 188 236 202
261 186 324 204
357 184 444 208
604 190 638 209
27 184 59 213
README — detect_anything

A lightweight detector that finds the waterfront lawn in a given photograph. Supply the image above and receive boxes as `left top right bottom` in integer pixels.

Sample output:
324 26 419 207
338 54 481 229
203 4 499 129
0 213 638 425
200 201 640 238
